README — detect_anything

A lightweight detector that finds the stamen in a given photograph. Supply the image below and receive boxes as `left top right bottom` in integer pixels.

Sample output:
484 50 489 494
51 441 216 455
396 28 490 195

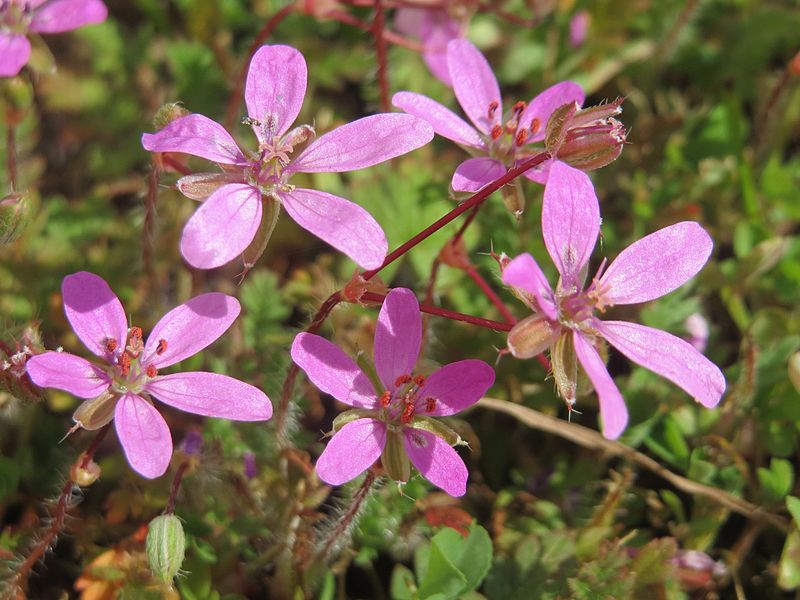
394 374 412 387
379 391 392 407
487 100 499 119
425 397 436 413
119 353 131 377
401 403 416 424
146 364 158 378
529 118 540 134
490 125 504 140
512 101 526 116
413 374 426 386
104 338 118 354
129 326 143 340
156 339 168 355
515 130 527 146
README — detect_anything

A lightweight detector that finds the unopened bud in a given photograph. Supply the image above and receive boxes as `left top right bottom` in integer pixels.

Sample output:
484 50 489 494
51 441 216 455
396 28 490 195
558 122 625 171
152 103 189 131
507 315 557 359
545 102 579 154
382 429 410 484
70 455 101 486
146 514 186 585
0 192 30 246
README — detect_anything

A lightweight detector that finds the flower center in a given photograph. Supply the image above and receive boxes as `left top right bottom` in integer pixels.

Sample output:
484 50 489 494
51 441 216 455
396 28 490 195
555 265 613 332
103 326 165 394
244 120 315 195
483 100 539 162
0 1 31 31
380 373 437 426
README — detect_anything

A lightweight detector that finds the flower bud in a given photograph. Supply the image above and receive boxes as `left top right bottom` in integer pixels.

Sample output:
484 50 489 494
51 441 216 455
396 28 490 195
152 103 189 131
382 428 411 484
146 514 186 585
0 192 30 246
70 455 101 486
507 315 557 359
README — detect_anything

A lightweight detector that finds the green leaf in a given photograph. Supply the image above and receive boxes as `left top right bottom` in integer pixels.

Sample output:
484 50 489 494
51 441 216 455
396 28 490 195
758 458 795 503
391 564 418 600
416 538 468 600
787 497 800 529
0 456 19 502
779 530 800 590
431 524 493 594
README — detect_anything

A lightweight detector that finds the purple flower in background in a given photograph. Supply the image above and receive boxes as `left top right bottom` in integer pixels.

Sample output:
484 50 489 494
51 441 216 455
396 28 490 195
0 0 108 77
142 44 434 271
393 38 584 196
26 272 272 478
501 162 725 439
394 7 465 86
291 288 494 497
569 10 590 48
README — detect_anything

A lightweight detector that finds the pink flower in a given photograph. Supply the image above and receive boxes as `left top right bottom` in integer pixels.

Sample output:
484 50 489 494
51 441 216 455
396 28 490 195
25 272 272 479
569 10 590 48
0 0 108 77
501 162 725 439
393 38 585 194
290 288 494 497
394 7 465 86
142 44 434 271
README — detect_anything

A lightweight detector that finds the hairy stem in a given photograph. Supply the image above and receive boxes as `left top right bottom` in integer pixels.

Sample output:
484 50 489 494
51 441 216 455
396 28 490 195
314 470 376 562
164 460 190 515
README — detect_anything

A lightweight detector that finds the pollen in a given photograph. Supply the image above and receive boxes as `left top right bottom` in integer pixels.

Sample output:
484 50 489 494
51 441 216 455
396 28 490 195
413 374 426 386
146 364 158 378
379 391 392 407
515 130 527 146
104 338 118 354
425 397 436 413
394 374 412 387
129 326 143 341
401 403 416 424
119 353 131 377
490 125 504 140
156 339 168 355
529 118 540 134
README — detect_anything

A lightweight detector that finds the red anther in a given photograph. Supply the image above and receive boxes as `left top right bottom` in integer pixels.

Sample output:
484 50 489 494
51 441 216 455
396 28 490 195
379 391 392 407
394 374 412 387
145 364 158 378
413 374 426 386
401 403 416 424
487 100 499 119
490 125 504 140
156 339 168 355
128 326 143 341
529 118 541 134
119 353 131 377
104 338 118 354
425 397 436 413
513 101 526 115
515 130 528 146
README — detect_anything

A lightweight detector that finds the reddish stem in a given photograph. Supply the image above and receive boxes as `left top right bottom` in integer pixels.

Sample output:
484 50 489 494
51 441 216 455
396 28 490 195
372 0 391 112
362 291 513 332
142 164 159 287
161 155 192 176
362 152 549 281
165 461 190 514
224 3 295 130
464 265 516 324
6 118 17 192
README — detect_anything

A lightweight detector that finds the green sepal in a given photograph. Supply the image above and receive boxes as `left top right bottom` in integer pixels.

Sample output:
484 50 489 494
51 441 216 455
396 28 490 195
331 409 376 434
409 416 462 447
382 428 411 483
240 195 281 277
356 351 386 397
551 331 578 406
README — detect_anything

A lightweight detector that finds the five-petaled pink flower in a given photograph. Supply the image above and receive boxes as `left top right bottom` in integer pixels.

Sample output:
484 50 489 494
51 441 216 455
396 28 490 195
142 44 434 271
0 0 108 77
393 38 585 195
25 272 272 478
501 162 725 439
290 288 495 497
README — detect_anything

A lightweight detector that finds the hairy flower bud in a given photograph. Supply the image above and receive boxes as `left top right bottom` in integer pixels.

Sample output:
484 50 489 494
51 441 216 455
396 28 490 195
0 192 30 246
152 103 190 131
70 455 101 486
507 315 557 359
146 514 186 585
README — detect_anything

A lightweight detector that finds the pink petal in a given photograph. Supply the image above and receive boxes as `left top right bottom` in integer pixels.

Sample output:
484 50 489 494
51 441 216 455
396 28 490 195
392 92 485 149
394 7 423 37
451 157 506 193
517 82 585 143
62 272 128 359
572 331 628 440
541 161 599 287
141 114 246 166
245 45 307 143
180 183 262 269
142 293 241 368
26 351 110 398
447 39 501 136
280 187 387 270
598 222 713 305
114 393 172 479
374 288 422 391
146 372 272 420
569 11 591 48
29 0 107 33
403 428 468 497
521 157 553 185
419 10 462 86
286 113 433 174
501 253 557 321
416 360 494 416
315 418 386 486
0 34 31 77
594 320 725 408
290 333 379 409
